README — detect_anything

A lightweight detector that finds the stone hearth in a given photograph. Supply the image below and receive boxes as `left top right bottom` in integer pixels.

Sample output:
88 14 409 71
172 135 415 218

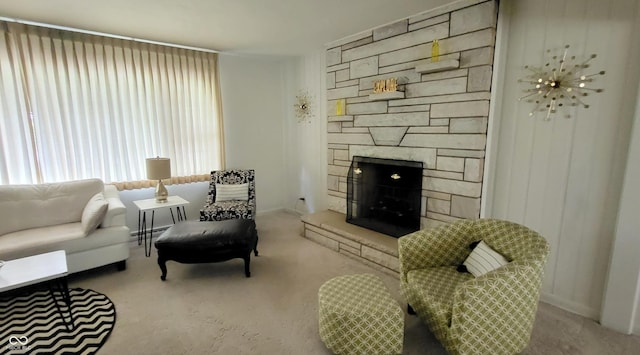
302 210 399 277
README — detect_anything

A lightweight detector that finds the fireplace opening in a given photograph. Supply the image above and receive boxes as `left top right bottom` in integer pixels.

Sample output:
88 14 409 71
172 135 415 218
346 156 423 238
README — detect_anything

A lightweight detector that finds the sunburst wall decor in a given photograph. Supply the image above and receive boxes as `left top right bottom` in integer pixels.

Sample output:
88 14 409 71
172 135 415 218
294 91 312 123
518 45 605 120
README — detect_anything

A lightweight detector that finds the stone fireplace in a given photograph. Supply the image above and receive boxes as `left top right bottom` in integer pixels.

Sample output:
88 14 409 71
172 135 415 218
347 156 422 237
326 0 496 228
303 0 497 276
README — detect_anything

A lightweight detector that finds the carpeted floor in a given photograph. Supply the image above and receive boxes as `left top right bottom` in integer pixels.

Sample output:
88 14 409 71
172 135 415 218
69 211 640 354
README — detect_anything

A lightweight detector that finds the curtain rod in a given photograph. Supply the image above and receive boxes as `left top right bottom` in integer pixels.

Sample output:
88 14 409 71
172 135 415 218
0 16 220 54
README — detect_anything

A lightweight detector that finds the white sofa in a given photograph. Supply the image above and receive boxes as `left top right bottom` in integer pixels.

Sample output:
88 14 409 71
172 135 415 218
0 178 130 273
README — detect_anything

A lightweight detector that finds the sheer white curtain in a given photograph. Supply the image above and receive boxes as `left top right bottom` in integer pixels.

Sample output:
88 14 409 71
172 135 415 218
0 23 224 187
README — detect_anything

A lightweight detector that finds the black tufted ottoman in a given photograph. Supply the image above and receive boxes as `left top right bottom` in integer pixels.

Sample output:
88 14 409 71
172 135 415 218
154 219 258 280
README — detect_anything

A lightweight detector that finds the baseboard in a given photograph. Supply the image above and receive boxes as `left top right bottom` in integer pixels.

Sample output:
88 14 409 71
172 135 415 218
128 224 172 243
256 207 286 216
283 208 303 216
540 292 600 321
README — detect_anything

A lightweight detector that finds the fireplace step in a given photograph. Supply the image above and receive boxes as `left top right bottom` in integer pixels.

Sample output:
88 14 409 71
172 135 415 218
301 210 399 277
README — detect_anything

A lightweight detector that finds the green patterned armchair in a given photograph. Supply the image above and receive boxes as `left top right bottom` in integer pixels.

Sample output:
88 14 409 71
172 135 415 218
398 219 550 355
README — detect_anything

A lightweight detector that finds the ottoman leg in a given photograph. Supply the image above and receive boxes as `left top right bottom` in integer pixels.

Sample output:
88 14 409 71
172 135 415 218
243 254 251 278
158 257 168 281
254 235 259 256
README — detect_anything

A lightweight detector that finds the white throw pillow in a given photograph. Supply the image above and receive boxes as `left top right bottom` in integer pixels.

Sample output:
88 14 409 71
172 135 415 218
215 183 249 202
463 240 509 277
81 192 109 235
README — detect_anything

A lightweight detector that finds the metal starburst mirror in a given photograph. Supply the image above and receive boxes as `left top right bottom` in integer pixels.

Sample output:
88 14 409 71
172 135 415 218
518 45 605 120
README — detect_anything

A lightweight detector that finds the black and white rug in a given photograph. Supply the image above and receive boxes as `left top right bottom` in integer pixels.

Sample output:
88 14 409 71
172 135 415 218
0 288 116 354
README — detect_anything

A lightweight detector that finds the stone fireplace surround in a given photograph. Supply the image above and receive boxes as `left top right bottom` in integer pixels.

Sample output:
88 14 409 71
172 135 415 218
302 0 497 275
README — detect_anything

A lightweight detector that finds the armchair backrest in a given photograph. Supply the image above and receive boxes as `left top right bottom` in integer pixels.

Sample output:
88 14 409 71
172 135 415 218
398 218 550 282
207 169 256 207
473 219 549 269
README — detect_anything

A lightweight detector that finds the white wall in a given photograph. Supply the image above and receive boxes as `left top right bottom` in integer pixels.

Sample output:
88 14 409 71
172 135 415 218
119 54 292 233
283 50 327 215
637 282 640 334
219 54 289 213
601 76 640 334
486 0 640 323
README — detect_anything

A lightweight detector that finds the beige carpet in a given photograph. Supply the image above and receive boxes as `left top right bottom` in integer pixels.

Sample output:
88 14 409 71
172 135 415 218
69 211 640 354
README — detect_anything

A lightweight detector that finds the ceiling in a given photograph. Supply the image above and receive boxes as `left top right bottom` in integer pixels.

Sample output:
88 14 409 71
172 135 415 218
0 0 454 56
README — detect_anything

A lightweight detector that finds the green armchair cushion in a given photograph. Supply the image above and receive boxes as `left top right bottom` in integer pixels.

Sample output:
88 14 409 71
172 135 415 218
406 267 473 332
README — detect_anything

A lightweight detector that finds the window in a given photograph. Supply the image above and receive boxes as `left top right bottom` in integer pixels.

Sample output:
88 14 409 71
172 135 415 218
0 22 224 188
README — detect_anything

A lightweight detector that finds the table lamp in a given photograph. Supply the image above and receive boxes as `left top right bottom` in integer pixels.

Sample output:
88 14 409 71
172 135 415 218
146 157 171 203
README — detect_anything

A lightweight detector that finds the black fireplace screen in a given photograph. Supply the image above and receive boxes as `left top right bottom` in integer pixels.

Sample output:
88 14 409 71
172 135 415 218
346 156 423 238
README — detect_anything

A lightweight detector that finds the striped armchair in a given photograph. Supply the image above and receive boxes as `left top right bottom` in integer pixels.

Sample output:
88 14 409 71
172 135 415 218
200 169 256 221
398 219 550 355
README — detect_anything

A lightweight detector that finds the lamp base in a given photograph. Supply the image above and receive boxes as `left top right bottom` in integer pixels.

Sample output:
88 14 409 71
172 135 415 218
155 180 168 203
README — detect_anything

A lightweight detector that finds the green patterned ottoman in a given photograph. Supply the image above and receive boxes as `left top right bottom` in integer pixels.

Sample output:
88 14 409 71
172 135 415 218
318 274 404 355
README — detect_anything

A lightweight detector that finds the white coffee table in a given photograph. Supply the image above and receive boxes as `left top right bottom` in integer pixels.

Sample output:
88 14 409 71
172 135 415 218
0 250 74 330
133 195 190 257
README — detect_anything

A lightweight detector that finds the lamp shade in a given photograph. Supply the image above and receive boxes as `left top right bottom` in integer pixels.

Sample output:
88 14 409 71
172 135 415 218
146 157 171 180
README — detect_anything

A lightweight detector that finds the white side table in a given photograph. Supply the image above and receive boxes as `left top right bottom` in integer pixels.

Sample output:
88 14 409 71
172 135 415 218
133 196 190 257
0 250 74 330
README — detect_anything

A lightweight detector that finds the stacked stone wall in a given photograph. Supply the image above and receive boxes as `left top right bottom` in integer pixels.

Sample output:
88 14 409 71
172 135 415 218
326 0 497 227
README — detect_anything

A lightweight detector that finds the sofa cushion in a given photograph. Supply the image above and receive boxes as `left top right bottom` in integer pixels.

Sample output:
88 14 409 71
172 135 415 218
201 200 252 221
0 223 85 259
81 193 109 234
0 223 130 261
0 179 104 236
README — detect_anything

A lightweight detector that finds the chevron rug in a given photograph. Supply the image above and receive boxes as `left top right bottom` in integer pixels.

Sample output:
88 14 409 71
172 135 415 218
0 288 116 354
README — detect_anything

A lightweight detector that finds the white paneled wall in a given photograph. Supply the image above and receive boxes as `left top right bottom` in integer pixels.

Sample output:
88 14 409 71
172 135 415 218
487 0 640 320
284 50 327 214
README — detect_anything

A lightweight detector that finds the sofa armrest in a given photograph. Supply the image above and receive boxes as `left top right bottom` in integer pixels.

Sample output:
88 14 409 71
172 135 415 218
101 184 126 228
398 220 477 281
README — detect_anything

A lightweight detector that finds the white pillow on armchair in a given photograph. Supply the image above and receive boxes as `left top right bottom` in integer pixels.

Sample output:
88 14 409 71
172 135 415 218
215 183 249 202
